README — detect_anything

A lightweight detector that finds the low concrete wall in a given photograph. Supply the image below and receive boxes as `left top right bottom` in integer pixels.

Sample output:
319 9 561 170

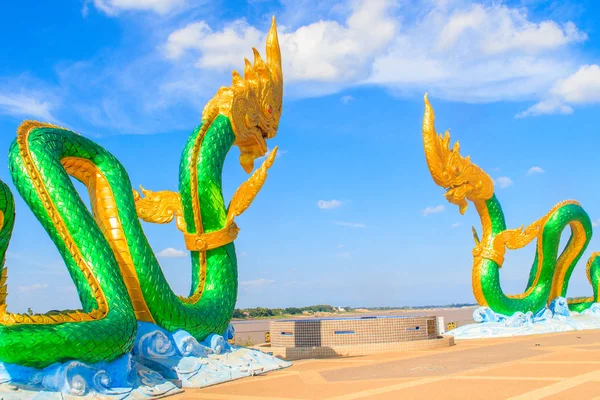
270 316 438 348
257 336 454 361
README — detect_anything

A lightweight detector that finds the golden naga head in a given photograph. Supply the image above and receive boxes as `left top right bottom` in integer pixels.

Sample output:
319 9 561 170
422 93 494 214
203 16 283 173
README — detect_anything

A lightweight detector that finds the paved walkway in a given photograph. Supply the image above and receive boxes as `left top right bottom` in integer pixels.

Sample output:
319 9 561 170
179 330 600 399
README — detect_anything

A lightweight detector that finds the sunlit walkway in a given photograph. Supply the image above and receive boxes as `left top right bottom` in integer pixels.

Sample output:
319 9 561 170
180 330 600 399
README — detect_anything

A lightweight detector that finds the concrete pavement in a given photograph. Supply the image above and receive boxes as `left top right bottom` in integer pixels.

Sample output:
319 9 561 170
178 329 600 399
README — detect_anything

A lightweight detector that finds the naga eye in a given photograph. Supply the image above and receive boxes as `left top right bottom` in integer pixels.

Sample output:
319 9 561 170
267 104 273 115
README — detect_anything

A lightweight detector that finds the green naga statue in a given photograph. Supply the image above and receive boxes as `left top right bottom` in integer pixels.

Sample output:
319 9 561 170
422 94 600 316
0 18 283 369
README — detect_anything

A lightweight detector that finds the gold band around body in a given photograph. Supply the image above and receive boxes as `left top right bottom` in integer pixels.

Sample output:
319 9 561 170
183 223 240 251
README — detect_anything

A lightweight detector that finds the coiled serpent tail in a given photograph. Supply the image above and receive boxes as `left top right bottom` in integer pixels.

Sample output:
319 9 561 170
0 123 137 368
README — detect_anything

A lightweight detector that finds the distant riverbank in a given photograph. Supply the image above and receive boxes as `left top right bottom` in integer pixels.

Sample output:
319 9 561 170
231 303 476 321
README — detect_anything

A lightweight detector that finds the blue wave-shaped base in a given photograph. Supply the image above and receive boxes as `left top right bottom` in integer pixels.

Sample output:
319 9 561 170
0 322 291 398
447 297 600 339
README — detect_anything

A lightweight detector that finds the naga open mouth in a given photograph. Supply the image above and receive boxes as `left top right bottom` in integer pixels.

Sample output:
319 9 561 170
444 183 472 215
445 181 468 193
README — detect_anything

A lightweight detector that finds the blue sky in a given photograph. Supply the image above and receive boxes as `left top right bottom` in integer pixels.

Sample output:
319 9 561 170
2 0 600 312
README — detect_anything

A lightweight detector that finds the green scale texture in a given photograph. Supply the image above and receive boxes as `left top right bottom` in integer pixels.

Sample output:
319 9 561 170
479 195 600 315
0 114 238 368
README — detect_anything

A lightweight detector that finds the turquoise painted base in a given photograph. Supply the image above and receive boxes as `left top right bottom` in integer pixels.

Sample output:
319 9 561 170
448 297 600 339
0 322 291 398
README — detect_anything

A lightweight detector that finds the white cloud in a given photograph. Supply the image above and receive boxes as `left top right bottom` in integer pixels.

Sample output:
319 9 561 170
0 92 60 123
7 0 594 135
164 1 586 102
451 222 461 228
16 283 49 293
437 7 585 54
341 95 354 103
552 64 600 104
494 176 514 189
593 219 600 228
516 99 573 118
165 20 263 71
518 64 600 116
240 278 275 288
334 221 366 228
281 0 397 83
337 244 344 248
368 2 586 103
164 0 398 85
318 199 343 209
92 0 186 15
527 166 545 175
422 205 445 216
157 247 187 258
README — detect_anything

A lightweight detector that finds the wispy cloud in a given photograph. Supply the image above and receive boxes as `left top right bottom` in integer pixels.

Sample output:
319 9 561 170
451 222 461 228
239 278 275 288
527 166 545 175
0 92 61 123
516 99 573 118
422 205 445 216
341 95 354 104
257 148 287 161
494 176 514 189
90 0 187 16
333 221 366 228
157 247 187 258
593 219 600 228
318 199 343 209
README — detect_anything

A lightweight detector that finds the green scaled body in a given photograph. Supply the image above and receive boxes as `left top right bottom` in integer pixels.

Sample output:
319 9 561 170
0 128 138 367
422 95 600 317
0 15 283 369
0 116 239 368
478 196 600 315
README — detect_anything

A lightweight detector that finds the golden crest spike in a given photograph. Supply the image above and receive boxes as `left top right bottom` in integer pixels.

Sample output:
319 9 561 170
232 70 242 85
265 146 277 168
266 16 283 87
139 185 150 197
244 58 256 80
252 47 266 68
422 93 435 142
422 92 445 187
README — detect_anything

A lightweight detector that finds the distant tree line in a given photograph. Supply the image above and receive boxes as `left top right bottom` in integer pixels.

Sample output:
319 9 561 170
230 302 479 320
231 304 354 319
363 303 477 310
